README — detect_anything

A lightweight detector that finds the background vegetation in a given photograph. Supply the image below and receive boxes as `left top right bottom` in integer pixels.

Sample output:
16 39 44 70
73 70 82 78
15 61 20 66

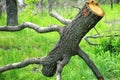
0 1 120 80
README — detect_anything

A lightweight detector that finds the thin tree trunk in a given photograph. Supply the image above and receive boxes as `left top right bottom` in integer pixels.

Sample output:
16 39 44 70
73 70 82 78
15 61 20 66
6 0 18 26
110 0 113 9
114 0 119 4
0 0 3 18
0 5 2 18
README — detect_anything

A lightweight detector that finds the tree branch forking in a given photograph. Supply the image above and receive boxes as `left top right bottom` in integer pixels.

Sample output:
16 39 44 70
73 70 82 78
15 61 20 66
0 22 63 35
56 55 71 80
84 34 120 46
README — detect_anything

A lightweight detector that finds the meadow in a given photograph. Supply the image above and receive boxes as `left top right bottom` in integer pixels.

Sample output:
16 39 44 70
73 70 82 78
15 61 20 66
0 4 120 80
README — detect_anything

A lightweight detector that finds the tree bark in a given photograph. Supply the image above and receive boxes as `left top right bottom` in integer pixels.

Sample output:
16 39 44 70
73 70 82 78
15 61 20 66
76 47 104 80
0 0 4 18
0 4 2 18
6 0 18 26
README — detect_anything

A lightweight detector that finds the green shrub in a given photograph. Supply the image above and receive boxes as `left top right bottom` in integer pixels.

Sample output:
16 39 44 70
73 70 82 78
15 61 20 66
101 37 120 55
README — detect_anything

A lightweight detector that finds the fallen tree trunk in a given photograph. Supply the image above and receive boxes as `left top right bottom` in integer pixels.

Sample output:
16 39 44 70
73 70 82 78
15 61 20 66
0 0 104 80
42 0 104 78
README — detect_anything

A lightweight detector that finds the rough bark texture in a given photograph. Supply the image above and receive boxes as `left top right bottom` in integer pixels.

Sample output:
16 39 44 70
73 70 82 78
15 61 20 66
6 0 18 26
42 2 103 78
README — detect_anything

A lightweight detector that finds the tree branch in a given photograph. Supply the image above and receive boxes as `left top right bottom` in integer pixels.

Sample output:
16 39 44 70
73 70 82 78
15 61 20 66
56 55 70 80
0 57 48 72
84 34 120 46
49 11 72 25
76 47 104 80
0 22 63 34
48 0 71 25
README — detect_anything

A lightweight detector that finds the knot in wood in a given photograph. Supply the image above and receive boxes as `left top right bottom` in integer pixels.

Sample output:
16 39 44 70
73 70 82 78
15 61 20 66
82 9 88 17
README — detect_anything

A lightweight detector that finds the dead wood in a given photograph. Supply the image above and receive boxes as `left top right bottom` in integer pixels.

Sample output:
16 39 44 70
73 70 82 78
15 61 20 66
0 0 105 80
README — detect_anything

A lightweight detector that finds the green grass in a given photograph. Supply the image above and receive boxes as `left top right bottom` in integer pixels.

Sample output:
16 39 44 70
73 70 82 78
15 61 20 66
0 4 120 80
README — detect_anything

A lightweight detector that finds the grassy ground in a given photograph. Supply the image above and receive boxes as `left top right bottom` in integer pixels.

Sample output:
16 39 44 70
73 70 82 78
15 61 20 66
0 4 120 80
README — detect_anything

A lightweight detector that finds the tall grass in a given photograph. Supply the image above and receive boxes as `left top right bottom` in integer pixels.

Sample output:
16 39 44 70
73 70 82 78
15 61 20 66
0 4 120 80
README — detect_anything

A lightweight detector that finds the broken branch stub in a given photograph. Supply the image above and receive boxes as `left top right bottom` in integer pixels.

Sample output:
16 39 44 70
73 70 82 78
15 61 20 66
42 1 104 79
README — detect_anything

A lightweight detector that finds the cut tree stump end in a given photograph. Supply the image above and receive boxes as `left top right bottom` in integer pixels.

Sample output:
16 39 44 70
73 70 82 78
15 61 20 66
87 0 104 17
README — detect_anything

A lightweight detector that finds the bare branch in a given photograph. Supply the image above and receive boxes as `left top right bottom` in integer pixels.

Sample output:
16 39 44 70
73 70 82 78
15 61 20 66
76 47 104 80
0 22 63 34
84 34 120 46
94 27 100 35
72 6 81 10
49 11 72 25
48 0 71 25
56 55 70 80
0 57 47 72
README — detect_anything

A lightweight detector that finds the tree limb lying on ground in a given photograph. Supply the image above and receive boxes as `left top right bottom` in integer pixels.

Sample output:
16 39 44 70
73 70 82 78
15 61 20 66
0 22 63 34
84 34 120 46
0 0 105 80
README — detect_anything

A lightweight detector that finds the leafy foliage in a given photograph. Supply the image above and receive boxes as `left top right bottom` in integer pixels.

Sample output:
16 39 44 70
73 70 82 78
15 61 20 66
101 37 120 55
25 0 39 4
